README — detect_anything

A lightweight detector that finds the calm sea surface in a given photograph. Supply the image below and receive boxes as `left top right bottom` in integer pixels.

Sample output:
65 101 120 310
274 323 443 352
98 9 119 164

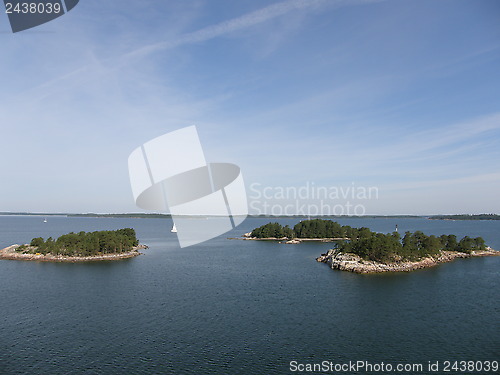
0 216 499 374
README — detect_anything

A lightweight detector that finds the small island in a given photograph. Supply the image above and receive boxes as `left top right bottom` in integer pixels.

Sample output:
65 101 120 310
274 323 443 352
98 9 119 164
242 220 356 243
0 228 147 262
248 219 499 273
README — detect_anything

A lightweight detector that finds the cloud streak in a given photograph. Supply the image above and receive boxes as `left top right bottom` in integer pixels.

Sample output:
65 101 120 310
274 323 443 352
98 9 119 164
8 0 372 105
124 0 381 59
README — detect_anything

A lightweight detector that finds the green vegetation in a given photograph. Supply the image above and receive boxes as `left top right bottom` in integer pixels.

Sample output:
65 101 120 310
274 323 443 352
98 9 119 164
341 231 486 263
17 228 139 257
430 214 500 220
251 219 370 239
250 222 295 238
250 219 487 263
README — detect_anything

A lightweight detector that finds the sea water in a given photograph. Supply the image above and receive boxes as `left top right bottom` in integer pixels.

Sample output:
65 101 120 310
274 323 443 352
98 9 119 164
0 216 498 374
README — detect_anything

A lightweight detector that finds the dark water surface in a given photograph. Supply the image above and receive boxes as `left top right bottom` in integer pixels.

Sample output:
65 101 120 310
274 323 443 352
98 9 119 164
0 216 498 374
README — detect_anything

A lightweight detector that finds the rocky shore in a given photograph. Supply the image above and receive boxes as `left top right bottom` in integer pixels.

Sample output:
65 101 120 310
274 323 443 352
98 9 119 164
0 244 148 262
316 248 499 274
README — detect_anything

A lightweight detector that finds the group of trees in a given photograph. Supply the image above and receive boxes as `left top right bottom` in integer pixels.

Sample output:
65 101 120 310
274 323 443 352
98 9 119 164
293 219 372 239
251 219 373 240
250 219 487 263
250 222 294 239
18 228 139 257
341 231 486 263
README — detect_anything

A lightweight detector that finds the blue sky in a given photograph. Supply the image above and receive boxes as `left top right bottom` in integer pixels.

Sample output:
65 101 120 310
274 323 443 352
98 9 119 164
1 0 499 215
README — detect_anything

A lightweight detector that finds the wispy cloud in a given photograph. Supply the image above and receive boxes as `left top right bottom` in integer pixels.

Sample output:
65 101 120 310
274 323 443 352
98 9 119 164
400 112 500 154
7 0 376 106
124 0 382 59
126 0 325 58
379 172 500 192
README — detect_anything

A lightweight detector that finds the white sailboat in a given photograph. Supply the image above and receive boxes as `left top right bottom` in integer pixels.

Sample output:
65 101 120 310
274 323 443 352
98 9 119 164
43 218 47 223
171 223 177 233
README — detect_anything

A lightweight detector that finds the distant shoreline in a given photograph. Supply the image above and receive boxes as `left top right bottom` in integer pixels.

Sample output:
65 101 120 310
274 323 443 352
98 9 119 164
0 212 172 219
1 212 499 220
0 244 147 262
428 214 500 221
